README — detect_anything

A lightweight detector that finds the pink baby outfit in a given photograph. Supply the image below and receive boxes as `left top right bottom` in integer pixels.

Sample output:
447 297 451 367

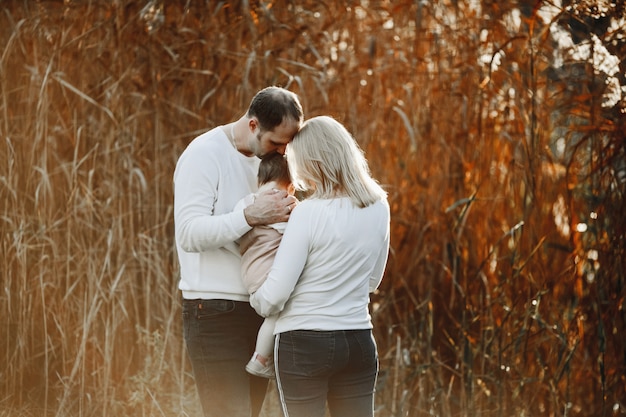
239 224 285 293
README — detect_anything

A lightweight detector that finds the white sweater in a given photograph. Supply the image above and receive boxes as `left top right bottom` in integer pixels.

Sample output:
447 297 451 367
174 127 259 301
250 197 390 333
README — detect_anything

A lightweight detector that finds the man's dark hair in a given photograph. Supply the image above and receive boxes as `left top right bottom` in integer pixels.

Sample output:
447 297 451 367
247 86 303 132
258 152 291 187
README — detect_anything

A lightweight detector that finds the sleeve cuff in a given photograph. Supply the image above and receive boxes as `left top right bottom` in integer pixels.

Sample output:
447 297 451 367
233 208 253 235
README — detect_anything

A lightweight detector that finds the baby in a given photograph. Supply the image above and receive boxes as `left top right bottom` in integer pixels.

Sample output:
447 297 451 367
234 152 295 378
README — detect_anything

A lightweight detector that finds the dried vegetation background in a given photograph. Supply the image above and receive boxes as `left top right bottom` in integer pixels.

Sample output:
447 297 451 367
1 1 625 416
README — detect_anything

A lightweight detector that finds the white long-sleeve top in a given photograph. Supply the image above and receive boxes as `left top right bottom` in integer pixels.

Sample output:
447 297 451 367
174 127 259 301
250 196 390 333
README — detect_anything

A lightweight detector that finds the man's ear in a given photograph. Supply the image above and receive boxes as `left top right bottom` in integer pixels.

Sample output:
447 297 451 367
288 183 296 195
248 117 259 133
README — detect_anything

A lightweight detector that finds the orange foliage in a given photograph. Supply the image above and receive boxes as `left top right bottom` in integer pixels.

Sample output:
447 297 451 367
0 1 624 416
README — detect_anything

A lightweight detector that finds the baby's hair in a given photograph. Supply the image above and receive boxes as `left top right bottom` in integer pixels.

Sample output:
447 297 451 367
258 152 291 187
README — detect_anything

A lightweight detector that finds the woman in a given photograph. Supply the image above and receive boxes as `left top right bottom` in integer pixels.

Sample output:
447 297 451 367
250 116 390 417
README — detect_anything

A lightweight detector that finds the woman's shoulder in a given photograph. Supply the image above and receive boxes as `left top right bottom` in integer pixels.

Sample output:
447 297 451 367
289 198 329 218
294 198 338 210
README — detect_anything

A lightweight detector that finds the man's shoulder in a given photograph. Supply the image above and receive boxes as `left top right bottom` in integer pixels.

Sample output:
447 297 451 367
177 128 233 167
186 128 227 151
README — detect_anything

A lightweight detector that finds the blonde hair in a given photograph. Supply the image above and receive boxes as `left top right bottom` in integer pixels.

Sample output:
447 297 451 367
286 116 386 208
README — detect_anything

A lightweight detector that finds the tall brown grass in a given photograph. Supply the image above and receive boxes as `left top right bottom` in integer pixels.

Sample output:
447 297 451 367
1 1 624 416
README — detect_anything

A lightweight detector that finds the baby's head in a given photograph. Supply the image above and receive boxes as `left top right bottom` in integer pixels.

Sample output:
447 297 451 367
258 152 294 194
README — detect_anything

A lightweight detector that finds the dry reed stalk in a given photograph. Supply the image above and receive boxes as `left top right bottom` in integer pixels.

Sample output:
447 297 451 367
1 1 624 416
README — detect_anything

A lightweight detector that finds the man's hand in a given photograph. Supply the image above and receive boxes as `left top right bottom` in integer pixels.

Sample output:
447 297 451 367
244 189 297 226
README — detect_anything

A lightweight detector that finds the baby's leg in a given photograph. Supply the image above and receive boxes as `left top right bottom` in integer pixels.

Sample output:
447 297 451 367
255 315 278 359
246 315 279 378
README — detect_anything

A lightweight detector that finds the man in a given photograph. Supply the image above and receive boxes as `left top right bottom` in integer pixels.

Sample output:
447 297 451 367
173 86 303 417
